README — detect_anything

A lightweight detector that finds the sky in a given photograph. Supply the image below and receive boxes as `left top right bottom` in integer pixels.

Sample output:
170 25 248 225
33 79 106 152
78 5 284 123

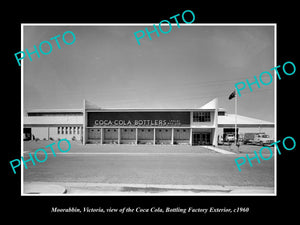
23 24 275 122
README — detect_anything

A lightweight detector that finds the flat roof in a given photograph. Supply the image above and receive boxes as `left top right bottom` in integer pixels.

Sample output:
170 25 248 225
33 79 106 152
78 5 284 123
86 108 215 112
27 109 83 113
27 108 216 113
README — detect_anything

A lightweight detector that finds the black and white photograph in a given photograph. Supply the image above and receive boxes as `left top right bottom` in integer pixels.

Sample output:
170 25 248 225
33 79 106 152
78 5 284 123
5 5 298 219
21 24 275 196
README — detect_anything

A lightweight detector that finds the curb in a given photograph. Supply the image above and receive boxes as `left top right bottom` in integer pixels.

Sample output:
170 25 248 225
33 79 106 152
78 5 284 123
24 182 67 194
23 182 274 195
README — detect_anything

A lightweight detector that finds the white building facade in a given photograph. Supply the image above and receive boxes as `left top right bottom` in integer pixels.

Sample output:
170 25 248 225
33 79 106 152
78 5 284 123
23 99 274 146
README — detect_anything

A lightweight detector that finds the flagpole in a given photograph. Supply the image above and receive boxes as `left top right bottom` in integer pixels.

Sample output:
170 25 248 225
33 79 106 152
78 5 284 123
235 90 237 145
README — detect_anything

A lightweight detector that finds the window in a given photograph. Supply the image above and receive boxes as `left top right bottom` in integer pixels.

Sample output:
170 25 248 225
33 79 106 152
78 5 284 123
218 111 225 116
66 127 69 134
61 127 64 134
57 127 60 134
70 127 72 134
124 129 127 132
77 127 80 134
148 129 151 132
193 112 211 122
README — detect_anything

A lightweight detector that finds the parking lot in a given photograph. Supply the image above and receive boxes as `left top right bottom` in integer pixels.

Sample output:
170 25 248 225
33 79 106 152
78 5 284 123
22 140 275 192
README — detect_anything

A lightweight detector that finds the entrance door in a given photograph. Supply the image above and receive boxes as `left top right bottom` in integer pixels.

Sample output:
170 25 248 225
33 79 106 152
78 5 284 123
23 128 32 141
192 132 211 145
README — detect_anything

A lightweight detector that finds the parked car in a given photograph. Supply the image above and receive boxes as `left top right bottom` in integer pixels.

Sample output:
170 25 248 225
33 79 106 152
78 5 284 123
225 134 235 142
254 133 274 146
243 133 257 144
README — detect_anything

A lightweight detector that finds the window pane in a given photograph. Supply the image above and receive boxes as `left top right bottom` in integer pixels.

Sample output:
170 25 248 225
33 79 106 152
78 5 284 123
193 112 211 122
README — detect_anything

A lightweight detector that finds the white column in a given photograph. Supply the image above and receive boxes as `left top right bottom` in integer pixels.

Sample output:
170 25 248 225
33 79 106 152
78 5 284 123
153 128 156 145
189 128 193 145
101 128 103 145
118 128 121 144
136 128 138 145
171 128 174 145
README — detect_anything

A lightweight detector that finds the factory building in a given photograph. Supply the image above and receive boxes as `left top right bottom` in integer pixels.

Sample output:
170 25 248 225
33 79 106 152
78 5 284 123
23 98 274 146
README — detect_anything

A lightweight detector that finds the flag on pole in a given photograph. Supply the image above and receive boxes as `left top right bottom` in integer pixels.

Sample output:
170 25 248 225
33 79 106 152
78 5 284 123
228 90 238 145
228 90 236 100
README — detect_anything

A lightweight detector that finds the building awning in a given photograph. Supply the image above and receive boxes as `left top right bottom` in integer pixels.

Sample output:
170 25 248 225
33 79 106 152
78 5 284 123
218 114 274 127
24 116 83 125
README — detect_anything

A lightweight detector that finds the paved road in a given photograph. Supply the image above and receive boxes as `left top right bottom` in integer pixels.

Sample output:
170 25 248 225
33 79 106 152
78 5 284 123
23 149 274 187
